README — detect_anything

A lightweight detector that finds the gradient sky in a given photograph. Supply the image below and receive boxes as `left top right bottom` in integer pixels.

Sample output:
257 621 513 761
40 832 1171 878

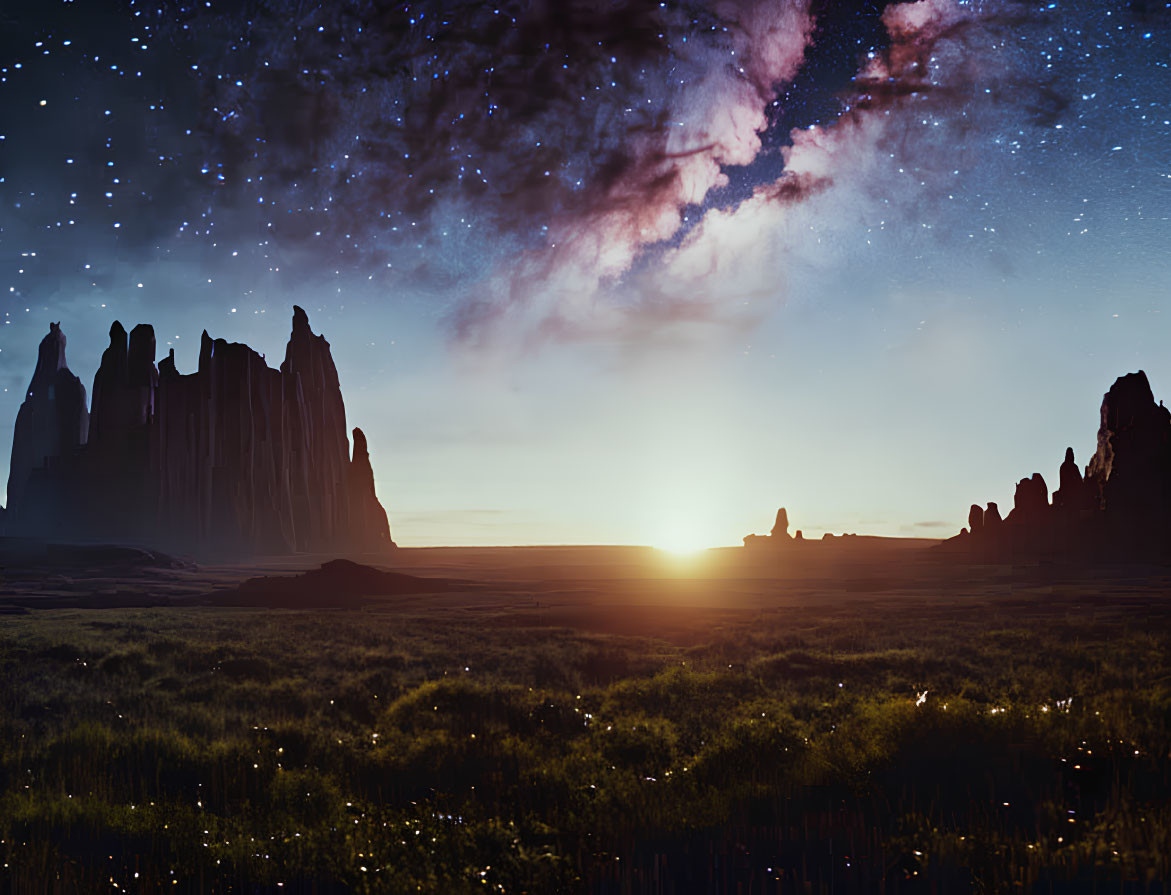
1 0 1168 548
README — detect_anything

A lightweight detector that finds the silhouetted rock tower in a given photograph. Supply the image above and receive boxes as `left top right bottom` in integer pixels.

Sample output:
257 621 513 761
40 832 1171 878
5 307 394 557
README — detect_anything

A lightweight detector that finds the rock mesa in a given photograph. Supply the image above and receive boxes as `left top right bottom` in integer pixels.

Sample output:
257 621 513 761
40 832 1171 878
5 308 394 557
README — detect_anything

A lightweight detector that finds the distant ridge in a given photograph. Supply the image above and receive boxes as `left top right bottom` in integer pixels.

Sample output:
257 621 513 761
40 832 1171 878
4 307 394 558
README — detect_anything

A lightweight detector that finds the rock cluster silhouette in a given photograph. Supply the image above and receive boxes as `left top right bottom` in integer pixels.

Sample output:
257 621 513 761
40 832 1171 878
743 508 863 547
947 370 1171 561
5 307 394 557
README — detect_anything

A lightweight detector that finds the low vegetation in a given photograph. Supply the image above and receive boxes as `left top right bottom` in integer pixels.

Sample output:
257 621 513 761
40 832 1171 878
2 586 1170 892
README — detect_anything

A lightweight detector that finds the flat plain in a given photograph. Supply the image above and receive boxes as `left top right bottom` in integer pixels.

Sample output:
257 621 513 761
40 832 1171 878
2 540 1170 892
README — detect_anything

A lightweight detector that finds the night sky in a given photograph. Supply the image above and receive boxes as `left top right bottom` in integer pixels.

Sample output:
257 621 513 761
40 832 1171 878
1 0 1169 548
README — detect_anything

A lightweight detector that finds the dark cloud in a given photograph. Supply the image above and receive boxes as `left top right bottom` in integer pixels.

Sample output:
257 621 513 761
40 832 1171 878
167 1 781 256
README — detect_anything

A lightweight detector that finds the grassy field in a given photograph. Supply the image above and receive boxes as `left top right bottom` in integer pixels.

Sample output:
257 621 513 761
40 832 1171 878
2 550 1171 892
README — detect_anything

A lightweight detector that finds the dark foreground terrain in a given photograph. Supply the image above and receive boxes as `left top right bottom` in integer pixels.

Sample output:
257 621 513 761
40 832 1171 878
2 542 1171 892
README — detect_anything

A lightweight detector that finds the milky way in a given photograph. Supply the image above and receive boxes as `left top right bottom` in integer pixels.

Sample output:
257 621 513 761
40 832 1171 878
3 1 1167 331
1 0 1169 543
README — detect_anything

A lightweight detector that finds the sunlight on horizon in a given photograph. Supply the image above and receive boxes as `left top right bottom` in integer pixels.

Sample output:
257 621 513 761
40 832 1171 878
656 540 710 556
652 516 723 555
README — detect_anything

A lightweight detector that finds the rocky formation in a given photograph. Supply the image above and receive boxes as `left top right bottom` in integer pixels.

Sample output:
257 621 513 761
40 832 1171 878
771 507 791 540
1086 372 1171 548
280 305 354 551
968 504 983 536
7 324 89 526
1008 474 1048 526
743 509 868 548
983 502 1002 528
5 308 395 557
348 428 393 551
945 370 1171 561
744 507 795 548
1053 447 1085 510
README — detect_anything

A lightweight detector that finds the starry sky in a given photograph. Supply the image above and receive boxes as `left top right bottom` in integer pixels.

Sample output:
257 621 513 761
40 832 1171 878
1 0 1169 548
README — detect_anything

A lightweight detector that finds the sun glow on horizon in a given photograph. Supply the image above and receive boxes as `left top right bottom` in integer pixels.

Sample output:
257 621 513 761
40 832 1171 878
655 538 711 557
652 516 722 556
638 426 744 557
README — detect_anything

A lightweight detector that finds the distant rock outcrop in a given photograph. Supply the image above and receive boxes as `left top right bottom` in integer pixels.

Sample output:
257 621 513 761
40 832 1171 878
744 507 801 548
5 308 395 557
945 370 1171 561
743 508 870 549
770 507 791 540
204 560 452 608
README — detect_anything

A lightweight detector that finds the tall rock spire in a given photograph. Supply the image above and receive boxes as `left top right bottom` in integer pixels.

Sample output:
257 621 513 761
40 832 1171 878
7 323 89 527
281 305 353 551
349 427 395 550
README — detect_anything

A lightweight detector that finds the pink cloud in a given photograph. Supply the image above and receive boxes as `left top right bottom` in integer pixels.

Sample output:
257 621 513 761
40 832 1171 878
454 0 816 345
455 0 1042 350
